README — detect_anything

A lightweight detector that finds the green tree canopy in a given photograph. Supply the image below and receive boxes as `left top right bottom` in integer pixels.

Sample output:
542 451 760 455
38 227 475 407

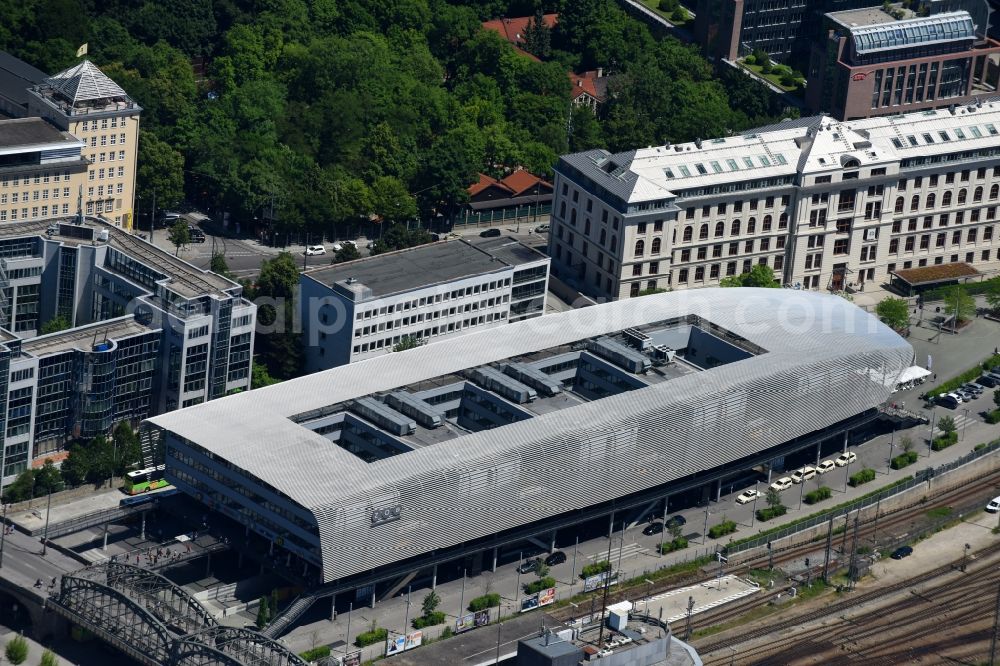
40 314 71 335
167 221 190 256
720 264 779 288
942 285 976 324
875 297 910 331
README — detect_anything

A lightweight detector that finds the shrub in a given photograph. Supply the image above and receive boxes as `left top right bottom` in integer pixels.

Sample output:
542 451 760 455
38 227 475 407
849 468 877 487
40 650 59 666
890 451 919 469
744 54 757 64
670 6 689 22
355 627 388 647
975 443 988 451
299 645 331 662
986 410 1000 425
755 505 787 521
412 611 446 629
524 576 556 595
708 519 738 539
659 537 688 554
581 560 612 579
932 431 958 451
804 486 833 505
659 0 680 10
4 635 28 665
468 593 501 612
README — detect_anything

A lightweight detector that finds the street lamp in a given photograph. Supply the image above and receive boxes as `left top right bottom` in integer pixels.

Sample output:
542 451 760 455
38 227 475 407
844 457 853 493
750 481 759 528
962 543 971 572
962 408 970 441
887 427 896 475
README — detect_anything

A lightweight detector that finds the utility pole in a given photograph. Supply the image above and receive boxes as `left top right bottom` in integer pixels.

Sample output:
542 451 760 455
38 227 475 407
41 489 52 556
658 498 668 556
572 536 578 587
346 602 352 649
683 596 695 640
962 408 969 441
0 502 8 568
847 514 861 590
840 510 851 555
150 187 156 244
617 521 625 573
402 586 411 641
871 494 882 547
822 517 833 583
750 482 759 528
767 540 774 571
702 505 710 545
887 427 895 475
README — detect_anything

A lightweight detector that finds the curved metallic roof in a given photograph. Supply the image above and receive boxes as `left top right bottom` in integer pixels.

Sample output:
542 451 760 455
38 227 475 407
851 11 974 54
150 289 912 582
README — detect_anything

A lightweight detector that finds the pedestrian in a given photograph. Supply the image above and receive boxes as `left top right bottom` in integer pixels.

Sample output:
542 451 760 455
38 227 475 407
933 373 937 380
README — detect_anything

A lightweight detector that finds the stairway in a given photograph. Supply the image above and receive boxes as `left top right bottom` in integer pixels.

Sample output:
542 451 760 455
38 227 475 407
260 592 319 638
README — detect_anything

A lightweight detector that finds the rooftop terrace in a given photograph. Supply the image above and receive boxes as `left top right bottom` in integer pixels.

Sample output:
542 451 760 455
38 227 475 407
20 316 152 356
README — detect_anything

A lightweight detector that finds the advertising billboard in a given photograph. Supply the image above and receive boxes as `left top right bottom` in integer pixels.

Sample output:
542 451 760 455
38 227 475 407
584 571 618 593
456 610 491 633
386 631 422 655
538 587 556 607
405 630 422 650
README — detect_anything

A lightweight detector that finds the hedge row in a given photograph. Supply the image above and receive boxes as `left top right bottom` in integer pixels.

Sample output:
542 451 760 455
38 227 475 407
524 577 556 595
708 519 738 539
355 627 388 648
804 486 833 505
756 504 787 522
849 468 877 487
299 646 331 662
659 537 688 554
412 611 446 629
890 451 920 469
932 431 959 451
580 560 611 579
924 354 1000 399
468 593 500 612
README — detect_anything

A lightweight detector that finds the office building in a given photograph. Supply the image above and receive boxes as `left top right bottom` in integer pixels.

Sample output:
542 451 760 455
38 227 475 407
549 102 1000 299
147 289 910 589
0 54 141 229
806 8 1000 120
299 237 549 370
0 217 254 483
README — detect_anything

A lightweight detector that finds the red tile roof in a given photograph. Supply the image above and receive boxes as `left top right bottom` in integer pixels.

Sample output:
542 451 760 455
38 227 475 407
482 14 558 46
500 170 552 196
468 173 512 197
569 70 609 102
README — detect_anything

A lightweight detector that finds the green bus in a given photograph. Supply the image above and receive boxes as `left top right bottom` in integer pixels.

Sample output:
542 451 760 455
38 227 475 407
123 465 171 495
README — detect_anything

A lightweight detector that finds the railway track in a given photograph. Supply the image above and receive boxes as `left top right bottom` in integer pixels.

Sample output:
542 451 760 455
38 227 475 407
696 539 1000 662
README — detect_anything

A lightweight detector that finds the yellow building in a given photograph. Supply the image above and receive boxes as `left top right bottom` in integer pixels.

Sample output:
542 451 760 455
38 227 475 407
24 61 141 229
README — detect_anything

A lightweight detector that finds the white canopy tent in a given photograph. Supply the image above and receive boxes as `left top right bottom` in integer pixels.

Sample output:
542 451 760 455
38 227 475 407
894 365 931 390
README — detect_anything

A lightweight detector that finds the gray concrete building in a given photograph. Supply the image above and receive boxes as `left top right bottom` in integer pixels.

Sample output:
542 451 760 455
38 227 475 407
300 237 549 370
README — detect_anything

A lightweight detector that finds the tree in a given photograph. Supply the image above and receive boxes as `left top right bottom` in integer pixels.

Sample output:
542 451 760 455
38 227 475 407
2 470 36 503
40 314 71 335
637 287 668 296
168 221 191 256
4 634 28 665
985 276 1000 313
256 253 299 300
670 6 689 22
136 130 185 211
393 336 421 352
256 596 270 628
251 359 279 389
421 590 440 616
34 459 64 494
900 434 914 454
668 519 683 540
112 421 142 475
765 487 782 510
210 252 232 278
942 285 976 324
40 650 59 666
535 560 550 579
522 10 551 59
721 264 778 288
568 104 603 153
938 415 957 437
60 443 92 487
333 244 360 263
875 297 910 331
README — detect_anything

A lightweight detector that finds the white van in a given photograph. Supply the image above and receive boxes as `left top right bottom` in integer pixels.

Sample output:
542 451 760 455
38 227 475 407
986 496 1000 513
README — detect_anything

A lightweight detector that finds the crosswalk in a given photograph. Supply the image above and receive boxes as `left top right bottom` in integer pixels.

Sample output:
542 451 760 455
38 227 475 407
584 542 650 563
933 411 977 436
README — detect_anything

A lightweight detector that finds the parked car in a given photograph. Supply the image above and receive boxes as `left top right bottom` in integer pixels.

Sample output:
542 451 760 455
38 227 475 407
961 382 984 397
479 228 502 238
890 545 913 560
834 452 858 467
735 489 760 504
642 522 664 535
665 515 687 529
305 245 326 256
188 227 206 243
790 466 816 484
534 224 550 233
936 394 960 409
986 496 1000 513
816 460 836 474
517 559 540 574
544 551 567 566
954 389 975 402
978 374 1000 388
770 477 793 492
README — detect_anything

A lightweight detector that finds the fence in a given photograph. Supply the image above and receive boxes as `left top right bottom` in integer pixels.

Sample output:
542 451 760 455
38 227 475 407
457 204 551 228
726 439 1000 556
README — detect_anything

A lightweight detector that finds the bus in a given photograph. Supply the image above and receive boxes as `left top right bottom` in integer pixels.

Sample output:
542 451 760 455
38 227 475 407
120 488 178 507
123 465 171 495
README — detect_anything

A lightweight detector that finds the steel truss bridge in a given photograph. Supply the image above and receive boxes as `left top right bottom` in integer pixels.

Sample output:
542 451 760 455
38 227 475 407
46 562 307 666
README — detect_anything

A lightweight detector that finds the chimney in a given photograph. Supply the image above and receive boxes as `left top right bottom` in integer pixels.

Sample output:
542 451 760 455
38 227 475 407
597 67 604 78
695 138 703 149
578 79 583 87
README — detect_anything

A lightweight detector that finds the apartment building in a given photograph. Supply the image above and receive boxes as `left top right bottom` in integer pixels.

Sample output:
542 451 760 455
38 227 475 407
807 8 1000 120
0 118 89 225
0 217 255 483
0 55 141 229
549 102 1000 299
300 237 549 370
